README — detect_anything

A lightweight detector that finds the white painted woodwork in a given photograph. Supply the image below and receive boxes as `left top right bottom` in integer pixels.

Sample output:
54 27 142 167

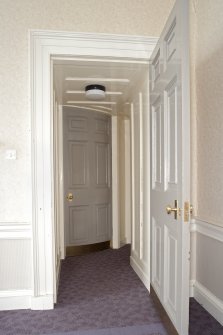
52 93 63 302
0 239 32 291
111 115 120 249
150 1 190 334
63 107 112 246
58 105 65 259
191 218 223 243
124 119 131 244
130 74 150 290
118 114 131 246
0 223 31 239
0 223 33 310
0 290 33 311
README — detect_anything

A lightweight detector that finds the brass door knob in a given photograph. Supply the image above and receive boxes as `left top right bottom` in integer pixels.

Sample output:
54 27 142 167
166 200 180 220
66 193 73 202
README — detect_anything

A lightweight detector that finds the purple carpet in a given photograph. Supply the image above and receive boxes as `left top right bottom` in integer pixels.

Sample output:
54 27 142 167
0 245 167 335
189 298 223 335
0 245 222 335
48 323 168 335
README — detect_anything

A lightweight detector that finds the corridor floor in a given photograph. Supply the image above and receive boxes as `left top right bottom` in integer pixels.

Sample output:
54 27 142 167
0 245 222 335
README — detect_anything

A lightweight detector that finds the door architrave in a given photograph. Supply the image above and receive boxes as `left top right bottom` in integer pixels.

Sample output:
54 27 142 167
30 30 157 308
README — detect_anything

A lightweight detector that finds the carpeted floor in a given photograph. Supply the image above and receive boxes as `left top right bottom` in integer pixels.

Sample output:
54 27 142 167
0 245 222 335
0 245 167 335
189 298 223 335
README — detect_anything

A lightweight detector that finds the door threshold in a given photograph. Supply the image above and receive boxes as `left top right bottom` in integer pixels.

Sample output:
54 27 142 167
66 241 110 257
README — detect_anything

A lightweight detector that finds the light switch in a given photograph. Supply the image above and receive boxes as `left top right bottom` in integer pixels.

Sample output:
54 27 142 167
5 149 17 160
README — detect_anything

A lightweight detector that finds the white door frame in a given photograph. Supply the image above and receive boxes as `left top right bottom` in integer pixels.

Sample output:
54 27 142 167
30 30 157 309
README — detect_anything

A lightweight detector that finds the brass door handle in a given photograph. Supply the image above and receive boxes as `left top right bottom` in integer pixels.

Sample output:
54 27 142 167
166 200 180 220
66 193 73 202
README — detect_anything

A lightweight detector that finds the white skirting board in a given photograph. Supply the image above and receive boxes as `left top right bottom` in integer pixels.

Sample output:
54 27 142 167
190 280 223 326
130 256 150 291
0 290 32 310
0 290 54 311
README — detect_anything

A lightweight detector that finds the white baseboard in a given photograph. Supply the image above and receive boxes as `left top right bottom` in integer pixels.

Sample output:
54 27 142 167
0 290 32 310
193 281 223 326
0 290 54 311
130 255 150 291
31 294 54 310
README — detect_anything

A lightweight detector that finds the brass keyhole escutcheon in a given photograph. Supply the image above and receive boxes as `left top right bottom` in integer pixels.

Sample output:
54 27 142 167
166 200 180 220
66 193 73 202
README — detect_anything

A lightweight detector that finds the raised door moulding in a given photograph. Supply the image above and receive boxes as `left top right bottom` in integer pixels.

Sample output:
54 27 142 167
30 30 158 309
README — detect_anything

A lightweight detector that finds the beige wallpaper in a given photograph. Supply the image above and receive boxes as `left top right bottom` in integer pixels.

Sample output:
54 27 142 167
0 0 174 223
193 0 223 226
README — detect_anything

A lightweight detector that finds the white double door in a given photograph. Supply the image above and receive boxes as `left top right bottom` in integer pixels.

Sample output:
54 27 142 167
150 1 190 335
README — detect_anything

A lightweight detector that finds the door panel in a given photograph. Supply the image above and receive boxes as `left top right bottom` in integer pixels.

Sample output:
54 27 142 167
68 141 88 187
68 205 90 245
96 143 108 187
151 97 162 189
64 108 112 247
96 204 109 238
95 118 109 135
68 116 88 132
150 1 190 334
166 78 178 186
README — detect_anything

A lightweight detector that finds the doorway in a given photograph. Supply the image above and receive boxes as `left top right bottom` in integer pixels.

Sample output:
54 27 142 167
52 54 151 294
30 31 156 309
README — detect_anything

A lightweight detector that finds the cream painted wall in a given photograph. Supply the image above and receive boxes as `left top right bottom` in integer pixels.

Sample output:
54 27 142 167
0 0 174 223
192 0 223 226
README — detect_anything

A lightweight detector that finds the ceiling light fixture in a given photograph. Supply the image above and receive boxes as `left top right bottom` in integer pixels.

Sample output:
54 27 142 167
85 84 106 101
66 90 122 95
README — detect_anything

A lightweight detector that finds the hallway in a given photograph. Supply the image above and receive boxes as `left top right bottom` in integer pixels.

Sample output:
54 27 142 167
0 246 167 335
0 246 222 335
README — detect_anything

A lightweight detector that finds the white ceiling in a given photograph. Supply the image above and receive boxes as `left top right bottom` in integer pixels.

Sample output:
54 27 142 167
53 57 149 115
